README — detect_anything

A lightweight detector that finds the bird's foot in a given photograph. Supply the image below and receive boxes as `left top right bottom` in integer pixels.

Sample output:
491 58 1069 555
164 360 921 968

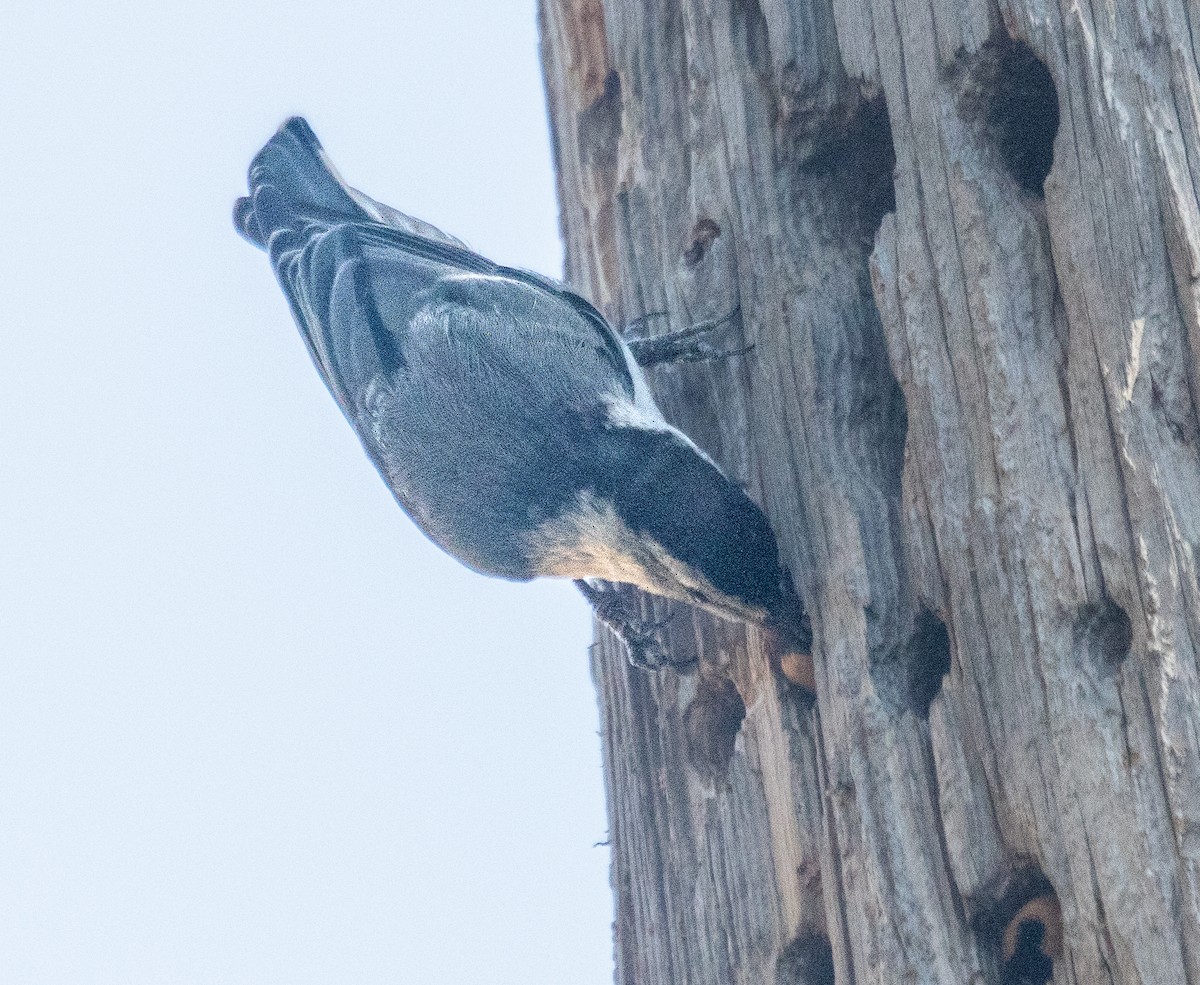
574 580 694 672
624 307 749 367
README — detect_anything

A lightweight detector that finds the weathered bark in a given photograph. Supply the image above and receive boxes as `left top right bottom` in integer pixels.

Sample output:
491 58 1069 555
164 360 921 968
539 1 1200 983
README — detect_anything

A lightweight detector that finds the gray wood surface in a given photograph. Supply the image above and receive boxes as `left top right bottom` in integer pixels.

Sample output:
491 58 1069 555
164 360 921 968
539 1 1200 981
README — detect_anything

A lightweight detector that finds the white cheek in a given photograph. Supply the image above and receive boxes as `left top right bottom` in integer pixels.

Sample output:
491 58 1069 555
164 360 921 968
526 492 768 623
530 494 660 586
603 396 672 434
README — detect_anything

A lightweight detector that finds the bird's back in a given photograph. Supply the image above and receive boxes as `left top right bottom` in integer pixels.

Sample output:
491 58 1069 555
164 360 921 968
236 119 646 579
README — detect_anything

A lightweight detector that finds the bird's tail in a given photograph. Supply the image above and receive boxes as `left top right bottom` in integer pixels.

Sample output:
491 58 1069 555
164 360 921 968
235 116 476 254
233 116 367 249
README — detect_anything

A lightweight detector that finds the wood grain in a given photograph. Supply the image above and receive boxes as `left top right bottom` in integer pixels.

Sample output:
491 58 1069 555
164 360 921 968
540 0 1200 981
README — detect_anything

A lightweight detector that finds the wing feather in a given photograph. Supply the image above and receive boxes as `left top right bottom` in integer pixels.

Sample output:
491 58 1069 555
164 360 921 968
269 218 635 417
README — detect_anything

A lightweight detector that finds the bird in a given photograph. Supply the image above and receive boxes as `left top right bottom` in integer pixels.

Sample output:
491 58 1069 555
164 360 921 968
234 116 810 670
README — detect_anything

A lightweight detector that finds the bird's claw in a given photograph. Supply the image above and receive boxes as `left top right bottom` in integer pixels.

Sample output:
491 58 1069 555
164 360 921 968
574 581 693 672
669 341 755 364
624 307 747 368
622 616 694 671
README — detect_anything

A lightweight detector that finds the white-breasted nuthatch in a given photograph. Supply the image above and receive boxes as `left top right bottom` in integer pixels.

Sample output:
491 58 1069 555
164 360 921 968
234 117 810 669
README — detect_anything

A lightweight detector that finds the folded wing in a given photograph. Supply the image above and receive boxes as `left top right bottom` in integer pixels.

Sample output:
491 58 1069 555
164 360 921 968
235 117 641 577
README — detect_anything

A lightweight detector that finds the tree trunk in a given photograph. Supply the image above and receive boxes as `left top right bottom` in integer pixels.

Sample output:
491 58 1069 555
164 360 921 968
539 1 1200 983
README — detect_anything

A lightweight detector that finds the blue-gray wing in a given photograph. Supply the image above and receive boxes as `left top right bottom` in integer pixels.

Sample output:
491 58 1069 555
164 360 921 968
269 220 632 415
268 219 637 577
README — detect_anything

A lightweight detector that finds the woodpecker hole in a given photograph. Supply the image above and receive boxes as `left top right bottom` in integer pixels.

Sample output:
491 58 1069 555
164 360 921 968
684 674 746 781
793 94 897 246
1003 897 1062 984
909 609 952 716
730 0 771 74
955 37 1059 196
578 69 623 172
776 930 836 985
683 218 722 267
872 608 952 718
975 868 1062 985
1073 597 1133 674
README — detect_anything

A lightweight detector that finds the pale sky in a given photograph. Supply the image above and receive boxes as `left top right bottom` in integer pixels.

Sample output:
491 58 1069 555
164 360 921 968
1 3 614 983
